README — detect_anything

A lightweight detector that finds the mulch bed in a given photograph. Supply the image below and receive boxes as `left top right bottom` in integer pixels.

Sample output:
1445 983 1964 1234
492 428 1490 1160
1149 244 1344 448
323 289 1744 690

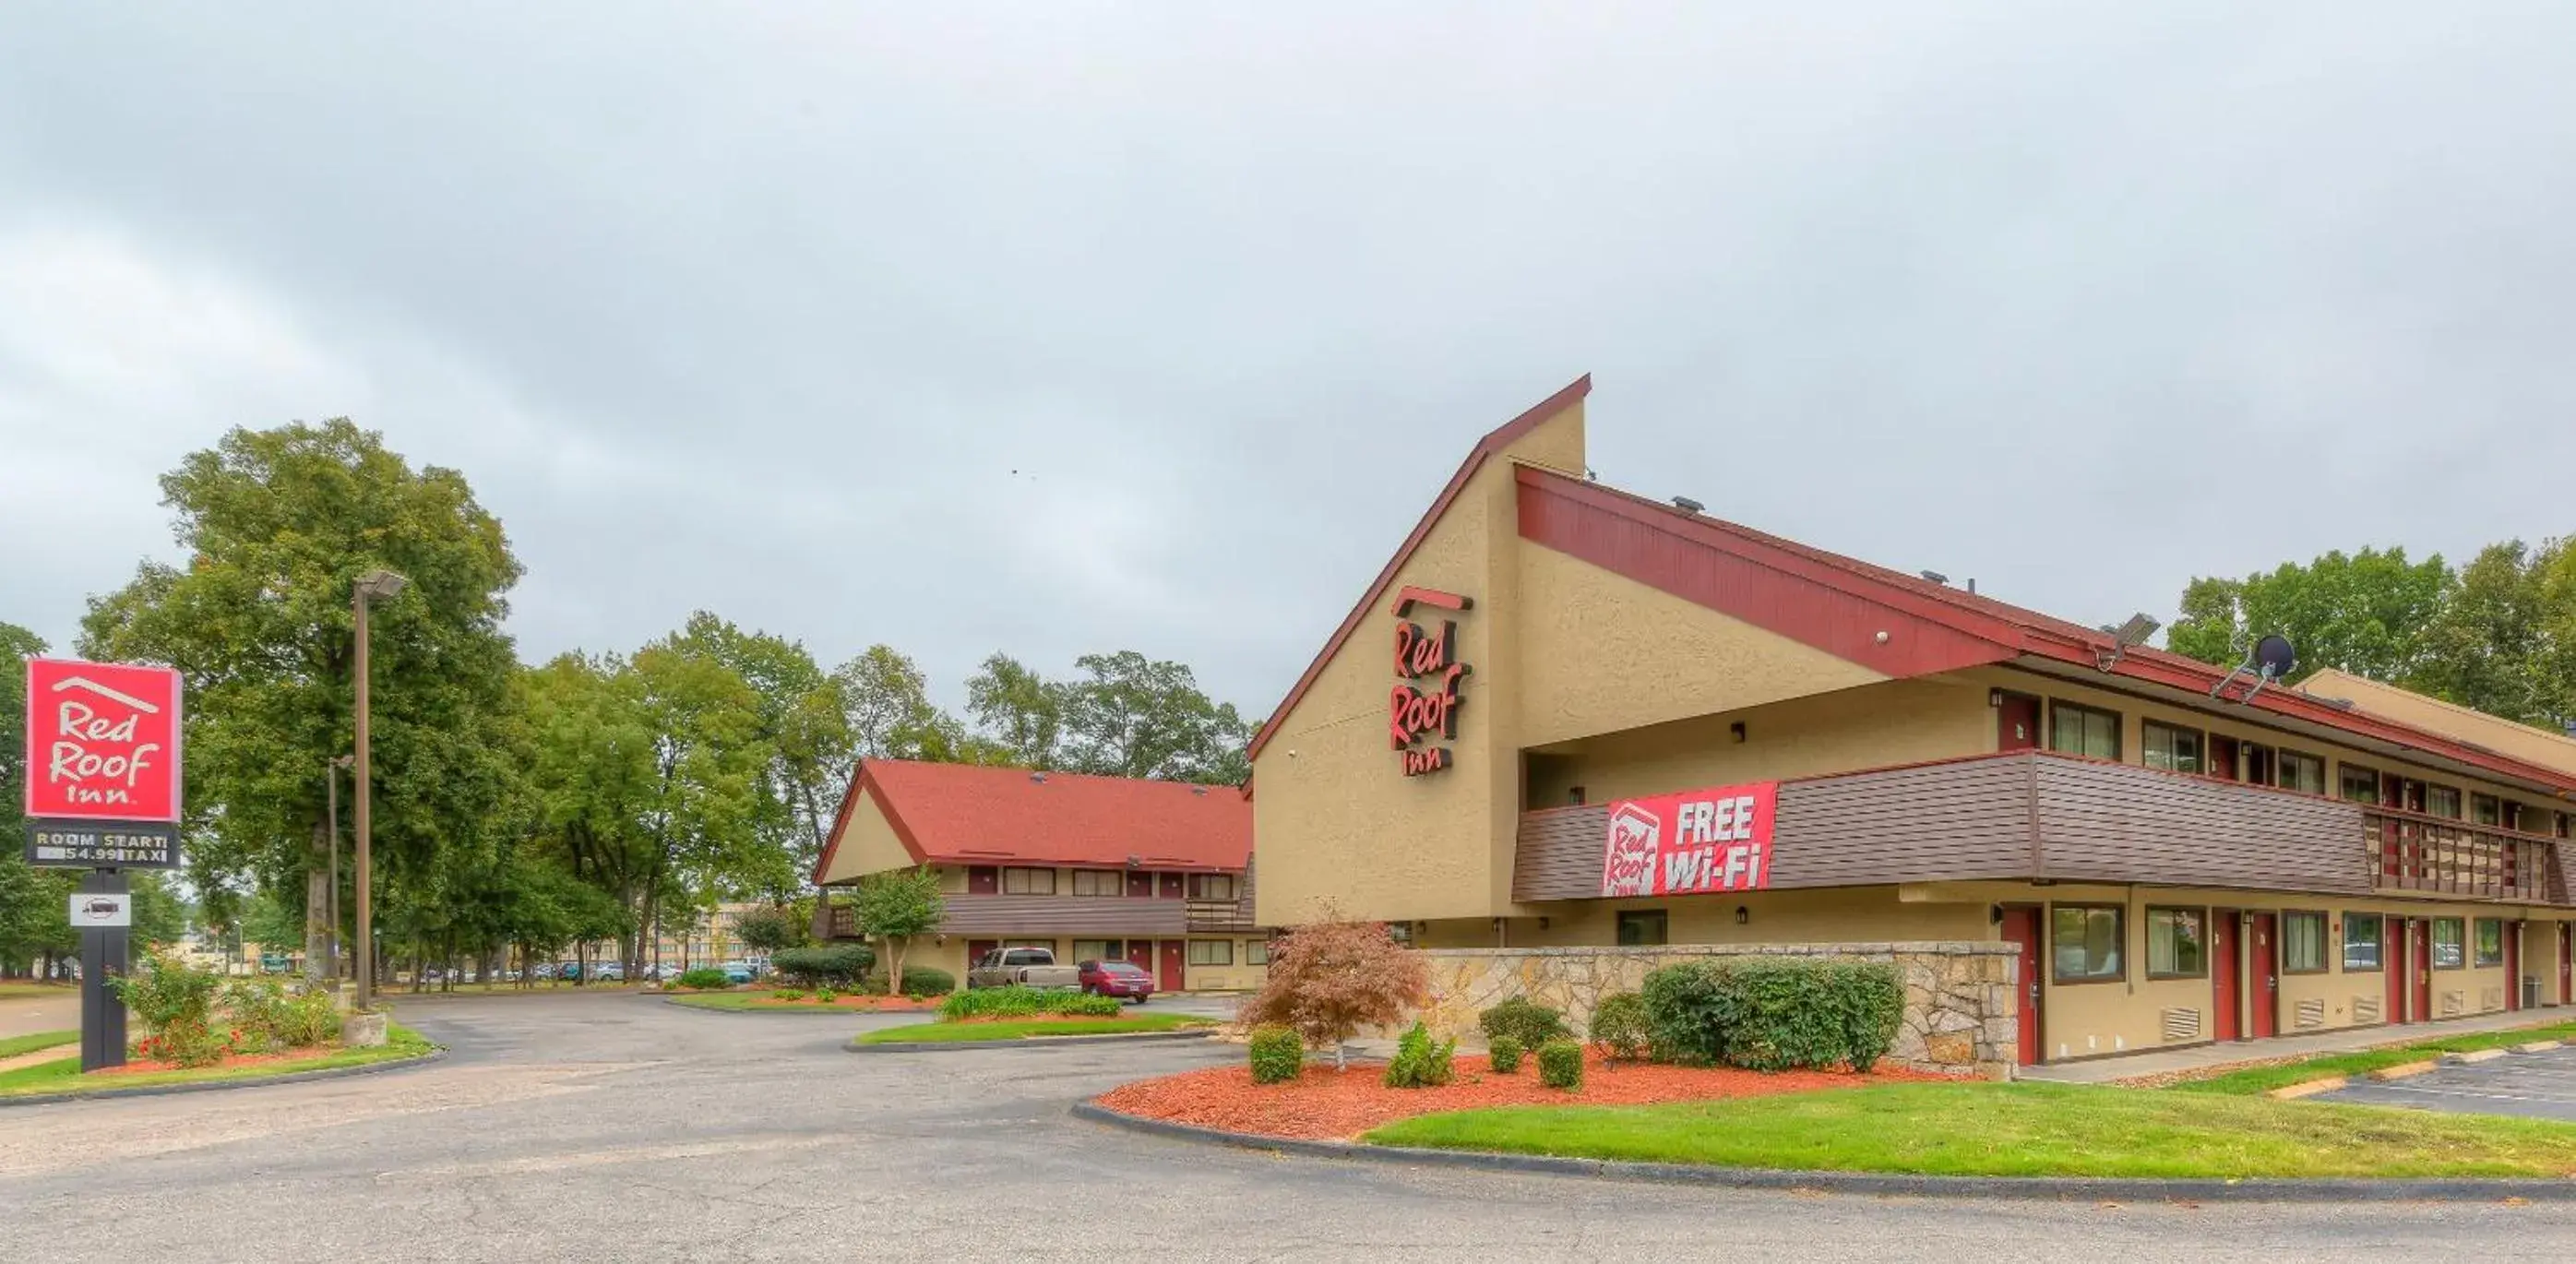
94 1045 348 1077
1095 1051 1950 1140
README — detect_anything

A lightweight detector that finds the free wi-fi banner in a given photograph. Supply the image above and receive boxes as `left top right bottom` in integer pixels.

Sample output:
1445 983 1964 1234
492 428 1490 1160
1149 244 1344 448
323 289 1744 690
1598 781 1778 898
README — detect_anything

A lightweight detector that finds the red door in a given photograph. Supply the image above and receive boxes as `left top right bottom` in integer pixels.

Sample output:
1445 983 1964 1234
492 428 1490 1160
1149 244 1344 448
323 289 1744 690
2507 923 2522 1011
2560 924 2572 1005
2209 735 2240 781
2000 908 2043 1066
2410 920 2433 1022
2248 912 2278 1039
1157 941 1186 993
1126 871 1154 898
2382 917 2404 1024
1998 695 2040 752
966 939 998 974
2212 913 2241 1041
967 867 999 895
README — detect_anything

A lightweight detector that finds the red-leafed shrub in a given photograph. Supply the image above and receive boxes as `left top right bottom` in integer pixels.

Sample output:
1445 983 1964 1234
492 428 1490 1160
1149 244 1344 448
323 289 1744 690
1237 919 1428 1069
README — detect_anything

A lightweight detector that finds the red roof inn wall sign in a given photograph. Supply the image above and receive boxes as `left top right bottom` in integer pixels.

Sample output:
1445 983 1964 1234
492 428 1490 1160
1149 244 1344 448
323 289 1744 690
1389 587 1472 777
22 659 184 869
1600 781 1778 897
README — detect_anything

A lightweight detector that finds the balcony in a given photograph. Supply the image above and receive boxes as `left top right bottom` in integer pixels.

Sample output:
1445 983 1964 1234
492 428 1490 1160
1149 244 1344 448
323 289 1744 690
1513 749 2572 906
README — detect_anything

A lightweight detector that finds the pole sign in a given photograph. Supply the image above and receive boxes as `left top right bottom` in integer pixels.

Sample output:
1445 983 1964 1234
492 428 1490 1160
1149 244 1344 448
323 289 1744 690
23 658 184 870
1600 781 1779 898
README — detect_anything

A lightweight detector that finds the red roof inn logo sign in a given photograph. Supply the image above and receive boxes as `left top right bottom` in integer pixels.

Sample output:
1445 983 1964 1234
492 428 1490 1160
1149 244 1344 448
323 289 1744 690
1600 781 1777 897
22 659 184 869
1389 586 1472 777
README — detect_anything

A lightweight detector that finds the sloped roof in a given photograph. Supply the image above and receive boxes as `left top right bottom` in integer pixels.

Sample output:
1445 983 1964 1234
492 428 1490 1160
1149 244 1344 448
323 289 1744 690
2296 668 2576 779
811 759 1252 883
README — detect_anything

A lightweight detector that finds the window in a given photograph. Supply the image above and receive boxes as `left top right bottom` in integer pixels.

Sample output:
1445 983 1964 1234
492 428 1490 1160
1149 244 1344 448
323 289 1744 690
2472 794 2501 827
1071 939 1115 963
2146 907 2207 979
1001 867 1056 895
2142 721 2204 774
2475 919 2505 968
2278 750 2327 795
1069 869 1121 897
2340 764 2382 805
2051 905 2124 983
2343 913 2384 971
1187 939 1233 966
2426 785 2462 819
2282 912 2328 974
1616 910 1669 947
1246 939 1269 966
2049 702 2121 759
1189 874 1237 901
2432 918 2465 969
1386 923 1413 947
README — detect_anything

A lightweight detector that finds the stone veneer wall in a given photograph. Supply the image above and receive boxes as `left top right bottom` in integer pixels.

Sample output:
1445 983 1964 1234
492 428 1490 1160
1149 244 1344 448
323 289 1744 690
1412 942 2019 1079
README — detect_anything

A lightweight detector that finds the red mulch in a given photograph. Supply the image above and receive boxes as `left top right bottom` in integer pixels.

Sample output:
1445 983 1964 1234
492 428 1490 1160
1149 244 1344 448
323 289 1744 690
1094 1052 1950 1140
93 1046 344 1077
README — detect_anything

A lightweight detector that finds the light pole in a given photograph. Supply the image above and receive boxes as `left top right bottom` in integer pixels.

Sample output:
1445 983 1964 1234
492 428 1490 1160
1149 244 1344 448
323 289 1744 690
326 754 353 984
352 568 408 1010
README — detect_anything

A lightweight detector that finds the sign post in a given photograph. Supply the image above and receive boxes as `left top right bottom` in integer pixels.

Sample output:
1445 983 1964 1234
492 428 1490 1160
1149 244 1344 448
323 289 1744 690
22 658 184 1073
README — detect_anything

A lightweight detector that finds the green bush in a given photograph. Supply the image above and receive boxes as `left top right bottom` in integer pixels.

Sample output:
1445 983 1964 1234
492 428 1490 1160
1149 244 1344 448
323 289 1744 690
1478 997 1570 1051
675 967 733 991
1382 1020 1457 1089
1537 1038 1584 1090
1248 1024 1305 1084
113 952 225 1067
939 985 1121 1021
770 988 806 1002
280 988 342 1047
865 966 954 997
1638 958 1904 1073
770 944 874 989
1486 1034 1525 1074
1589 991 1652 1062
814 988 837 1002
221 978 292 1054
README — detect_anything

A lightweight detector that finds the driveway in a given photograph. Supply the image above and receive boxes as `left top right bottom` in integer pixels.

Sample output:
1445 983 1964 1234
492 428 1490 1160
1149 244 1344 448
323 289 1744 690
0 990 82 1041
2321 1045 2576 1121
5 991 2575 1261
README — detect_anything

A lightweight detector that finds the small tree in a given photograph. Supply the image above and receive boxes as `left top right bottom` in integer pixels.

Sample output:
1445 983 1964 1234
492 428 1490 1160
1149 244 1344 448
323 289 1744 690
853 867 944 996
733 905 806 957
1238 919 1427 1070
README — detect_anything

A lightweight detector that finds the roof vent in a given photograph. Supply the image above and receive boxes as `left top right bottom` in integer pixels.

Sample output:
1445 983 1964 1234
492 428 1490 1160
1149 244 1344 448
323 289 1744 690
1190 785 1208 795
1919 570 1949 586
1030 771 1046 783
1670 495 1705 514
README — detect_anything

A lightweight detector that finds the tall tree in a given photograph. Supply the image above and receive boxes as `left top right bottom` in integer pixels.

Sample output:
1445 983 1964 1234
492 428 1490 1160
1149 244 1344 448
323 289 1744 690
965 653 1068 768
667 613 849 892
2411 541 2552 724
0 622 78 977
1060 650 1251 784
2165 547 2451 683
78 419 524 990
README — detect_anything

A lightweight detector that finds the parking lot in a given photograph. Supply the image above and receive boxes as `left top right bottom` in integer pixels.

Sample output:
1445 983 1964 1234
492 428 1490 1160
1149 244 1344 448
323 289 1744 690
2321 1044 2576 1121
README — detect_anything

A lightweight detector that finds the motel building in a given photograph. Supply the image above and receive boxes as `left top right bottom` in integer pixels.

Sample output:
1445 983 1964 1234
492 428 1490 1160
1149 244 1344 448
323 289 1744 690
810 760 1267 993
1246 375 2576 1068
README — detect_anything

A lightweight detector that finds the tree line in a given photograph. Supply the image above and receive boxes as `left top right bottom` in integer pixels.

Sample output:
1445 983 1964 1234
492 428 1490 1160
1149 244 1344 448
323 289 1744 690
0 419 1252 983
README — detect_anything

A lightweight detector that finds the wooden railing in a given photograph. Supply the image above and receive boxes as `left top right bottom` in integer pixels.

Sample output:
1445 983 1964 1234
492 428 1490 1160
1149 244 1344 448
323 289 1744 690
2365 808 2559 902
1186 898 1255 932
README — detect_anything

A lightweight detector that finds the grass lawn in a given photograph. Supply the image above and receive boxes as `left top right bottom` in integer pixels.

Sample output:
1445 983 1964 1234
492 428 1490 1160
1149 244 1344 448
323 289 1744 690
855 1014 1214 1045
1364 1080 2576 1179
2170 1020 2576 1096
0 1030 78 1059
0 1024 435 1099
0 982 77 1000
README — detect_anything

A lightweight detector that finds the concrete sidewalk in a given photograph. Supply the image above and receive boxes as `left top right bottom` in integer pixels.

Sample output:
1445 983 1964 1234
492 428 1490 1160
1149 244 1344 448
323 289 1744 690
2019 1008 2573 1084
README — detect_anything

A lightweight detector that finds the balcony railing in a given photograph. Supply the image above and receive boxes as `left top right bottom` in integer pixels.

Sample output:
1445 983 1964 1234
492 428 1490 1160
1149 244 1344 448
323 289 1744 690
1186 898 1255 932
826 902 857 940
2365 808 2560 902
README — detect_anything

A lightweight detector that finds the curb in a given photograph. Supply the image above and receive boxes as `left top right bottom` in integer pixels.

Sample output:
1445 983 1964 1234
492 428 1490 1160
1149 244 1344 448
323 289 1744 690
2522 1041 2565 1055
2368 1060 2439 1082
2448 1048 2511 1066
1067 1101 2576 1203
850 1029 1220 1055
2266 1076 2348 1100
0 1046 447 1109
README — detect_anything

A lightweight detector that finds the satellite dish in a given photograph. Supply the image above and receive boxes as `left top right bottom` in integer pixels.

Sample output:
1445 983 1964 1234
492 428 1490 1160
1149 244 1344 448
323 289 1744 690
2210 634 2298 705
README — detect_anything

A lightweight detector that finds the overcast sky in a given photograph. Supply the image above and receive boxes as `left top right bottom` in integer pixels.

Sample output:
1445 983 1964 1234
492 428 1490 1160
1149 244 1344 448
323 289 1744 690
4 5 2571 718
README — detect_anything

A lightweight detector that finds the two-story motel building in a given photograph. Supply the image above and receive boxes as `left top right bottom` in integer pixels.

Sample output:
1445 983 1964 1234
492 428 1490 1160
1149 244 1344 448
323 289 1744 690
1248 376 2576 1067
812 760 1266 993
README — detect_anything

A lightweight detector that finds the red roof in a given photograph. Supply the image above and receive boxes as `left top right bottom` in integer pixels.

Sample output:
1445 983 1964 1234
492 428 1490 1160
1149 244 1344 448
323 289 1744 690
813 759 1252 883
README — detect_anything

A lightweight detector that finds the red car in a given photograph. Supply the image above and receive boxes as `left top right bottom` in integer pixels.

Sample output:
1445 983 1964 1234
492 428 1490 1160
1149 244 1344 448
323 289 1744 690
1078 959 1154 1003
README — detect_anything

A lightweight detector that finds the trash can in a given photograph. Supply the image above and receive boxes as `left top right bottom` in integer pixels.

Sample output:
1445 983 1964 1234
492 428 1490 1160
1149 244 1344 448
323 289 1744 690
2524 977 2543 1009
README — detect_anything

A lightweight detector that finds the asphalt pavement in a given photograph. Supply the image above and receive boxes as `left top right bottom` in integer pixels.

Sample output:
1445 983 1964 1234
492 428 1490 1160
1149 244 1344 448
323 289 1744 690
2323 1044 2576 1120
6 990 2576 1261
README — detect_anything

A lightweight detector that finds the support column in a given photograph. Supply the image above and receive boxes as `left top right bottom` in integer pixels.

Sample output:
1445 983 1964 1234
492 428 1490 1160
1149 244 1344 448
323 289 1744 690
78 869 130 1072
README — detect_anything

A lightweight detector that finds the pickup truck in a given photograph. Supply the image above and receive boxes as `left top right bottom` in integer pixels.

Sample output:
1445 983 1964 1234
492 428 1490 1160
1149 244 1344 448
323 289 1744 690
966 947 1083 991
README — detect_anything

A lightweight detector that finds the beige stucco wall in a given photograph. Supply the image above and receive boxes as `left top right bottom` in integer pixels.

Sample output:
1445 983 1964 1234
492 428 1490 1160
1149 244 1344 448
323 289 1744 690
2297 668 2576 780
899 935 1269 993
816 787 917 886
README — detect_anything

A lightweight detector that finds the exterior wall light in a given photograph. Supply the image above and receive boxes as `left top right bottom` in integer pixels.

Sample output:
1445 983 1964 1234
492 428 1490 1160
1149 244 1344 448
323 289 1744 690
1735 906 1750 925
1729 721 1747 744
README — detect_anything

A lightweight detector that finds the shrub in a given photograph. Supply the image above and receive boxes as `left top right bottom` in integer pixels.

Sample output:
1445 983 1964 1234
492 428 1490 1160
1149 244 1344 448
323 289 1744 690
1239 920 1428 1069
1537 1038 1584 1090
278 988 343 1047
1588 991 1651 1062
112 951 224 1067
1247 1024 1305 1085
770 988 806 1002
1477 997 1569 1051
940 985 1121 1021
1639 958 1904 1073
815 987 837 1002
865 965 954 997
675 967 733 991
1382 1020 1456 1089
733 904 807 955
221 978 292 1054
770 944 873 989
1486 1034 1525 1074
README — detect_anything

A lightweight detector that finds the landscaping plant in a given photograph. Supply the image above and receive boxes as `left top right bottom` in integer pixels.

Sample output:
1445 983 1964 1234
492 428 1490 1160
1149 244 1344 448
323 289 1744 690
853 866 945 996
675 967 733 991
939 984 1121 1020
1537 1038 1584 1090
1588 991 1652 1062
1477 997 1569 1051
1639 959 1903 1072
864 966 955 997
769 943 874 990
1247 1024 1305 1085
1486 1034 1525 1074
110 951 224 1067
1382 1020 1456 1089
1238 919 1428 1070
770 988 806 1002
815 988 837 1002
278 989 343 1046
221 978 293 1054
